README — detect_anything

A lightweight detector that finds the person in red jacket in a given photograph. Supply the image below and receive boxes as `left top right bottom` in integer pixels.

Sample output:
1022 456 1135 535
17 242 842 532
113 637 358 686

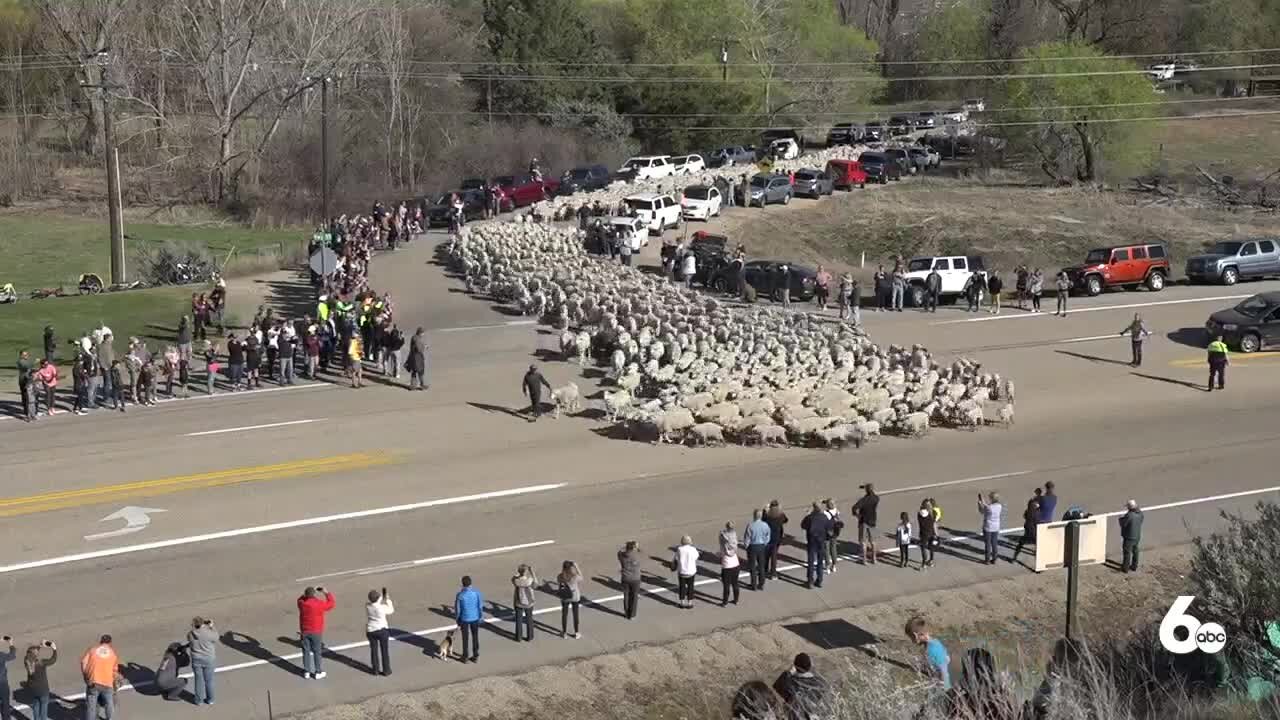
297 586 336 679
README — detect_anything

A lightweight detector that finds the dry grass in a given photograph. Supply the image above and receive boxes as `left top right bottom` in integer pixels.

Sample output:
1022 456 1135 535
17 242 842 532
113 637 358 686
729 176 1280 278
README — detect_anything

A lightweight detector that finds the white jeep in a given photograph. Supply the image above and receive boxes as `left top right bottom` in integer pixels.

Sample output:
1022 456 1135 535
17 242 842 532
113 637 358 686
901 255 987 306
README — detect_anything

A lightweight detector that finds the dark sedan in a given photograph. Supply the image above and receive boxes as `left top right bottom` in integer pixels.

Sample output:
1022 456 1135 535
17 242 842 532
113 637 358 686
425 190 486 227
863 122 884 141
709 260 816 302
792 168 834 198
559 165 612 195
1204 292 1280 353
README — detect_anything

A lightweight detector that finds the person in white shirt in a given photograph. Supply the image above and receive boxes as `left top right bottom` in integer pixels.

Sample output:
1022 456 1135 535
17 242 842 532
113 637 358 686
672 536 700 609
365 588 395 676
978 492 1004 564
896 512 913 568
682 251 697 289
718 522 741 606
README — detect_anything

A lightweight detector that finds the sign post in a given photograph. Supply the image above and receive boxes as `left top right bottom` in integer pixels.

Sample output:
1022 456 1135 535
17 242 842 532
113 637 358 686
1065 521 1080 640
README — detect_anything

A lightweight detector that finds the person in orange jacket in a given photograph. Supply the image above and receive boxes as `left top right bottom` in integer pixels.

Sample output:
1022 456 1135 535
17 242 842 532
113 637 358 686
297 587 336 680
81 634 119 720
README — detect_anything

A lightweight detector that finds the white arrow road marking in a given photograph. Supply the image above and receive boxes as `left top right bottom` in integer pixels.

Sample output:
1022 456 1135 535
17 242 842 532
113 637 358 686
84 506 167 541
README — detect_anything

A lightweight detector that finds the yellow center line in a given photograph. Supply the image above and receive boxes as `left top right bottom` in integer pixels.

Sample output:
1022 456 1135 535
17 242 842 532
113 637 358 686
1170 352 1280 368
0 452 399 518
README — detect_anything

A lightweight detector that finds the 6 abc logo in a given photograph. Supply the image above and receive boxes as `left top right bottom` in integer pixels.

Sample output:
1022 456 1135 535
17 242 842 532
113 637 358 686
1159 595 1226 655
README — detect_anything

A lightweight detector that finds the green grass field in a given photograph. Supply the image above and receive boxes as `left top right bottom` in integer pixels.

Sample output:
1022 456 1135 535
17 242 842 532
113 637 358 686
0 214 306 290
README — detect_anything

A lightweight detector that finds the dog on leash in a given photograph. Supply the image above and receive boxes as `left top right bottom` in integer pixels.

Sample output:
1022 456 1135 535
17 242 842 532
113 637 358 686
436 630 454 660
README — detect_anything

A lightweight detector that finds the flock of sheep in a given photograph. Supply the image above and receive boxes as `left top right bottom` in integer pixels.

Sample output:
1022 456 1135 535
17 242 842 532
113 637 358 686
445 149 1015 449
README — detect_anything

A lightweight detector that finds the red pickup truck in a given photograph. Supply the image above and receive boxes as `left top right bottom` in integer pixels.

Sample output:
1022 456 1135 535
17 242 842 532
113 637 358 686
494 173 561 210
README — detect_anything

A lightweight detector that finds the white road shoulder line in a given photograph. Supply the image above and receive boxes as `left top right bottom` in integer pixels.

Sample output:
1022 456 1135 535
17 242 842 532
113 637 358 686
184 418 325 437
436 319 537 333
0 483 567 575
883 470 1032 496
932 294 1252 324
0 381 330 422
296 540 557 582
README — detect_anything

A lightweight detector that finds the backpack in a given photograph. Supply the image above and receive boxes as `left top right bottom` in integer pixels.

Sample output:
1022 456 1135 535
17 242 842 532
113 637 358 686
1062 506 1090 521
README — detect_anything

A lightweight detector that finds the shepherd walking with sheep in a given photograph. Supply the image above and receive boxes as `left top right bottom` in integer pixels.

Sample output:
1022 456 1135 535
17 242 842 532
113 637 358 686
522 364 553 421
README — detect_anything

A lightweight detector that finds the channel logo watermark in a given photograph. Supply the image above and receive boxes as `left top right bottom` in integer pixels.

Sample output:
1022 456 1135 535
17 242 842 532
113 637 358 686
1159 595 1226 654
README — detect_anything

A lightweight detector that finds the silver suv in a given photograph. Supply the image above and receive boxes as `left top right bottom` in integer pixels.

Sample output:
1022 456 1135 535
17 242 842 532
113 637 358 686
745 174 793 207
1186 239 1280 285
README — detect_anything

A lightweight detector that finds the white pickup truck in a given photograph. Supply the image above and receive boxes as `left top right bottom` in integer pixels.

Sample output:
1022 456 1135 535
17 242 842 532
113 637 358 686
901 255 987 306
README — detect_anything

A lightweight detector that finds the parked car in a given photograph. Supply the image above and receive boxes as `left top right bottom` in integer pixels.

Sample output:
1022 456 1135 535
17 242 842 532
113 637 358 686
617 155 674 181
857 152 901 183
625 192 681 233
1204 292 1280 353
460 178 488 191
745 173 793 207
884 147 914 175
671 154 707 175
915 111 938 129
559 165 612 194
901 255 988 306
792 168 834 198
941 108 968 124
1185 239 1280 285
769 138 800 160
1063 242 1170 296
825 159 868 190
709 260 816 301
863 122 885 142
708 146 757 167
494 173 559 209
761 128 802 151
609 216 650 252
680 184 722 220
963 98 986 113
888 115 913 136
1146 62 1176 81
425 190 486 227
686 233 732 286
826 123 863 146
905 147 932 173
919 143 942 167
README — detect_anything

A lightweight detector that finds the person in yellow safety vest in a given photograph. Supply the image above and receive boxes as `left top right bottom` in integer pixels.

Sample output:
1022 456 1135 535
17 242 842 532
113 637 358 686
316 296 330 324
1207 335 1229 392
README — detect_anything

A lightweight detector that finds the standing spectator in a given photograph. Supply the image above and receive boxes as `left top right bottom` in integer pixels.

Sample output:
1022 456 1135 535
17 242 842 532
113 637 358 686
978 492 1004 564
744 509 771 591
801 502 831 589
1036 483 1057 523
81 634 119 720
96 329 115 407
681 251 697 290
35 358 58 416
297 586 336 680
772 653 829 720
407 327 429 391
155 643 187 701
873 264 888 311
454 576 483 663
1119 313 1151 367
765 500 788 580
619 235 633 267
365 589 394 676
193 294 209 341
777 263 792 307
71 352 88 416
1015 265 1029 310
209 282 227 333
1055 270 1070 316
279 326 297 385
891 262 906 311
188 617 218 705
304 328 321 380
672 536 699 609
202 342 219 395
381 325 404 379
924 266 942 313
106 360 125 413
1030 268 1044 313
1207 334 1229 391
1119 500 1144 573
918 500 938 569
838 272 859 324
557 561 583 638
16 350 35 422
813 265 831 311
823 499 842 574
176 316 193 368
964 271 983 313
1012 492 1042 564
718 522 741 606
245 333 262 389
735 251 749 302
896 512 913 568
511 564 538 641
618 541 643 620
853 484 880 565
987 270 1003 314
23 641 56 720
521 364 552 421
347 334 365 388
906 617 951 689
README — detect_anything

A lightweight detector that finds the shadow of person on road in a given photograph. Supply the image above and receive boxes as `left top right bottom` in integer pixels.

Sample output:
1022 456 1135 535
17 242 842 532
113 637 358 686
467 401 529 421
221 631 305 678
276 635 371 675
1131 371 1204 391
1055 349 1132 367
390 626 441 658
1166 327 1209 349
119 660 158 696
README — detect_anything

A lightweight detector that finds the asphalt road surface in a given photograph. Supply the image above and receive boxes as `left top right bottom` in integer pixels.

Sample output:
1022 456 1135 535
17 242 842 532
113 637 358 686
3 214 1279 720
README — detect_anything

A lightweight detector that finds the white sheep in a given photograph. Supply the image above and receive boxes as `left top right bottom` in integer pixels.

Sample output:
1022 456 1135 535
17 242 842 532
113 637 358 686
687 422 725 447
650 407 696 444
746 424 788 447
551 382 581 418
602 389 633 422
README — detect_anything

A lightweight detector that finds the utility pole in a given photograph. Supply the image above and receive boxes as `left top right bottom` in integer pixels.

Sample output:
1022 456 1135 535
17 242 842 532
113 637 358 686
1064 520 1081 640
720 40 729 82
82 50 126 285
320 76 331 228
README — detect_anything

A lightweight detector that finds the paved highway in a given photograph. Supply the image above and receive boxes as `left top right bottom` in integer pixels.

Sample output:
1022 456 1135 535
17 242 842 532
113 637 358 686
3 220 1279 719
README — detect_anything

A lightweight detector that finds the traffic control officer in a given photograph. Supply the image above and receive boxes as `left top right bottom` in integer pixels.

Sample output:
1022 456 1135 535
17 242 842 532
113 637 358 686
1207 335 1229 391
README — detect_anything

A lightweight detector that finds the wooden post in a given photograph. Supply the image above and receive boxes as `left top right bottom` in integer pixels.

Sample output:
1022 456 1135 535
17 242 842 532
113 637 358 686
1065 520 1081 640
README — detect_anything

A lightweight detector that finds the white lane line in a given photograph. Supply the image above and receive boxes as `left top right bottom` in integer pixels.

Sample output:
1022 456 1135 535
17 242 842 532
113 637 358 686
0 483 567 575
296 540 557 582
882 470 1032 496
436 319 537 333
184 418 325 437
932 294 1252 324
0 381 331 422
17 480 1280 712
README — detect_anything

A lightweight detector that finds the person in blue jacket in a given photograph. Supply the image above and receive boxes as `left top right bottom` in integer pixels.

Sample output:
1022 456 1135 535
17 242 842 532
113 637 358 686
454 576 484 663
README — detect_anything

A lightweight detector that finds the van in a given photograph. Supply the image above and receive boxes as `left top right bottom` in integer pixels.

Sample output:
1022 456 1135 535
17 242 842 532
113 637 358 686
624 193 681 234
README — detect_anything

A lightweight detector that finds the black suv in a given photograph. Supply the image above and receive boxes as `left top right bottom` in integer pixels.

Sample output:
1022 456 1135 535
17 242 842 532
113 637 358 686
858 152 901 184
559 165 611 195
826 123 862 146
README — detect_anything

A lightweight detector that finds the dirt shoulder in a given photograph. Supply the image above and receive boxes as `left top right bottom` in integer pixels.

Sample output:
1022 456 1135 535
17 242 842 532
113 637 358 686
296 546 1190 720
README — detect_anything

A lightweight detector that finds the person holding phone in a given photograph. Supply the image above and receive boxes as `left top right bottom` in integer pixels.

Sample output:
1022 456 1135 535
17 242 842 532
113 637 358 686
187 617 218 705
365 588 395 676
297 587 336 680
23 641 56 720
0 634 14 720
